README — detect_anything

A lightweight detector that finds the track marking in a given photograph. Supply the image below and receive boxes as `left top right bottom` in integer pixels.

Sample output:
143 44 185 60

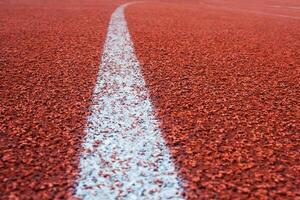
75 3 184 200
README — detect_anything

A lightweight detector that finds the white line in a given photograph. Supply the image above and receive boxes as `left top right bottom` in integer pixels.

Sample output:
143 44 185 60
75 3 184 200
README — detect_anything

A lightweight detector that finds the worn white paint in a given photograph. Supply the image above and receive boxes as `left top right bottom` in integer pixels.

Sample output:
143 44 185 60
75 3 184 200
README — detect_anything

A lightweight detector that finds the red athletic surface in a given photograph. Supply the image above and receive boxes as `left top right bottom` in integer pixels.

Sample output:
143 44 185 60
199 0 300 18
0 0 124 198
1 0 299 199
127 1 300 199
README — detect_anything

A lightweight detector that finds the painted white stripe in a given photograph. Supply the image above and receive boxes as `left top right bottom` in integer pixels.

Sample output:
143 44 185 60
75 3 184 200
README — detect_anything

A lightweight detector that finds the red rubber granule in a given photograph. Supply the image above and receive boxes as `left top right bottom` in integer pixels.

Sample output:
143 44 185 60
0 0 125 199
126 1 300 199
1 0 299 199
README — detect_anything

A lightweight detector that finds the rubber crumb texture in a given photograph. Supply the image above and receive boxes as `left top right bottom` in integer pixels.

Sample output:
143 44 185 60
127 1 300 199
0 0 124 199
199 0 300 18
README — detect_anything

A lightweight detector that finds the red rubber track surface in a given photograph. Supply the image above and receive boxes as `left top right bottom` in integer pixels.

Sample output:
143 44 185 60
0 0 125 198
200 0 300 18
127 1 300 199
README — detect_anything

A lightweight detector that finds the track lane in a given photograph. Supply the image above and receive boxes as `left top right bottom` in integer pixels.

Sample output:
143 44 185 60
0 0 126 198
1 0 299 198
127 1 300 199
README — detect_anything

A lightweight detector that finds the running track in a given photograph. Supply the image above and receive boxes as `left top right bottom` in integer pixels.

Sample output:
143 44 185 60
0 0 299 199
